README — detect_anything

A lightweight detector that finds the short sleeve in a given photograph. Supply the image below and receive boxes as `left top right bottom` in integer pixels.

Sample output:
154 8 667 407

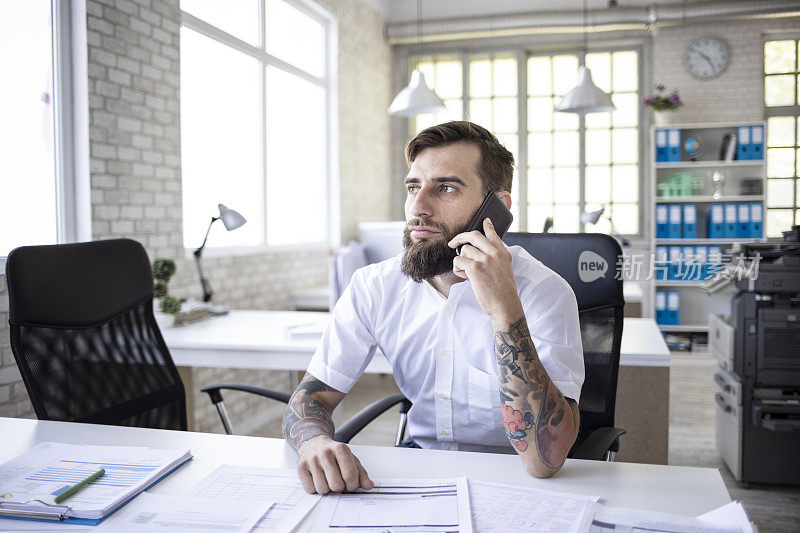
520 274 585 403
306 268 378 393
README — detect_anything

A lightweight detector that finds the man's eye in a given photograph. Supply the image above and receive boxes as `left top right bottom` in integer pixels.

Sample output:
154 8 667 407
441 185 456 193
406 185 419 193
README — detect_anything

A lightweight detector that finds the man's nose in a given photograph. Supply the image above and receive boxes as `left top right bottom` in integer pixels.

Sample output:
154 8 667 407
409 187 434 219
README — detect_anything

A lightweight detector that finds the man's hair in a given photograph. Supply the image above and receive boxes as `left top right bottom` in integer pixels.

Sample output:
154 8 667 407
405 121 515 193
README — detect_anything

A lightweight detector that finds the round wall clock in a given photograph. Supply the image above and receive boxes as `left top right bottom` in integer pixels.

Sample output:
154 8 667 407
683 37 729 80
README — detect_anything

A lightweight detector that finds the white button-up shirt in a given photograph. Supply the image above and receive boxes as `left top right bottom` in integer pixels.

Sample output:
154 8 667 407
307 245 584 453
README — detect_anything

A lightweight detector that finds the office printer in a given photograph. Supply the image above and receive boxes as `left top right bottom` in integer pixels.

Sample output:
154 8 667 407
711 226 800 485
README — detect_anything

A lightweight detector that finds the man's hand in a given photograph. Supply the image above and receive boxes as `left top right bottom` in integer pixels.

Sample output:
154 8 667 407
448 218 523 327
296 436 374 494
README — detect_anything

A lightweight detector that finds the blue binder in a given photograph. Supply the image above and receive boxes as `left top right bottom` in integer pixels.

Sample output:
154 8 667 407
656 204 669 238
695 245 709 280
737 203 751 238
750 125 764 160
656 129 668 163
737 125 751 160
668 204 682 238
655 245 668 280
666 291 680 325
668 246 682 280
750 203 763 238
682 246 696 281
724 203 738 238
667 129 681 162
682 204 697 238
708 204 725 238
708 245 723 278
656 291 667 324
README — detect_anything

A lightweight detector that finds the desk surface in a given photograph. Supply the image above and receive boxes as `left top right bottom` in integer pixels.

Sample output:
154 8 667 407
0 417 729 522
163 312 670 371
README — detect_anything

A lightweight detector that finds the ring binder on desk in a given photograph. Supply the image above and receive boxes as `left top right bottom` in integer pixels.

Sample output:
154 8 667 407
0 499 71 521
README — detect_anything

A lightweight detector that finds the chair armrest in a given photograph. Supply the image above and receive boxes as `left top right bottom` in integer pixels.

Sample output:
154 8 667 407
569 427 627 460
334 394 410 444
201 383 291 405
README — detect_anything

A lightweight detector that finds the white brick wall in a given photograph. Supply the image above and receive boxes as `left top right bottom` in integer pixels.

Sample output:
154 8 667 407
0 0 392 432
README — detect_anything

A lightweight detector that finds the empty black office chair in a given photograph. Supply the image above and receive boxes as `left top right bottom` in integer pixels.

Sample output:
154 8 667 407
5 239 289 432
336 232 626 460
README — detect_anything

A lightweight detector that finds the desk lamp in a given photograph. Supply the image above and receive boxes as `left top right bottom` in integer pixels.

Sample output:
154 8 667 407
194 204 246 311
581 207 630 247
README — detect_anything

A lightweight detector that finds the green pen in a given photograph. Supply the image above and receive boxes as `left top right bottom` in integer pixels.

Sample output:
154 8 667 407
53 468 105 504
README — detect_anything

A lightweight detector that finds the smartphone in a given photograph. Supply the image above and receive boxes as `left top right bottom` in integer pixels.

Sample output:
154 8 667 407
457 191 514 253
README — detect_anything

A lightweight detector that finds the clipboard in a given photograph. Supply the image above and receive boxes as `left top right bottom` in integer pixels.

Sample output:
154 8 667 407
0 455 193 525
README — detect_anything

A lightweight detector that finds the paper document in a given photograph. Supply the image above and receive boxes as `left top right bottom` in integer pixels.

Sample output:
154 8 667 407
583 503 753 533
0 518 92 531
312 478 472 532
94 493 268 533
468 479 599 533
188 465 321 532
0 442 192 521
697 502 754 532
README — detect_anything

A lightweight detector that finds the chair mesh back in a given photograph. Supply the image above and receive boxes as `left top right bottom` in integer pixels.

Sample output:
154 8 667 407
6 239 186 430
503 232 624 450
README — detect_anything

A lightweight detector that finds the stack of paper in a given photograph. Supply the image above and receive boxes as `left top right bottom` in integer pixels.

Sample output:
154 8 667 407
0 442 192 524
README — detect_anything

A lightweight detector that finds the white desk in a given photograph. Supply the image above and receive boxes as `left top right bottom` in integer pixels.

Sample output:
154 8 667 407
0 417 730 523
162 312 670 465
163 312 668 371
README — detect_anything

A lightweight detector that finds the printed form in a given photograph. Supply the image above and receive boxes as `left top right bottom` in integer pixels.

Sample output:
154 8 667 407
310 478 472 532
188 465 321 533
468 479 599 533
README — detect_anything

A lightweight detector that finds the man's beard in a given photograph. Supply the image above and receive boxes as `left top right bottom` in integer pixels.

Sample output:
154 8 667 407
401 219 468 282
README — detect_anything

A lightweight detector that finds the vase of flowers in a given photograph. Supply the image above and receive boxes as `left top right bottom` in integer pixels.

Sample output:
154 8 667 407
643 84 683 126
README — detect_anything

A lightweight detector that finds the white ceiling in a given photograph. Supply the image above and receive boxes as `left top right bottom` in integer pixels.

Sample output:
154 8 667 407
368 0 713 23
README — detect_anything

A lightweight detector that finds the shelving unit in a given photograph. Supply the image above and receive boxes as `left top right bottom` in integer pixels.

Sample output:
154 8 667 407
649 122 766 338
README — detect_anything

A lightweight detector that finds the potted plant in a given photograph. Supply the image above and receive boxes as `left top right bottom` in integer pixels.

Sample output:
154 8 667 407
643 84 683 125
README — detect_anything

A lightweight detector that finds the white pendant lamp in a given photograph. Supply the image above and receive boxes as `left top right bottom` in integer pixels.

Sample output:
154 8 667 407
556 0 616 114
388 0 448 117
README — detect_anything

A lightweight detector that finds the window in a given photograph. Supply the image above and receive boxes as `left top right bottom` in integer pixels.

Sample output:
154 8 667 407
412 48 641 237
0 1 63 257
764 38 800 237
180 0 334 249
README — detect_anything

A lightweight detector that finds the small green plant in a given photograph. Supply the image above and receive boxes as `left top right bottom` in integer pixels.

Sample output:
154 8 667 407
152 258 181 315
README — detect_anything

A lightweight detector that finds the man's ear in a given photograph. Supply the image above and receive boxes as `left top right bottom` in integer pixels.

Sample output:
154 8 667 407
497 191 512 210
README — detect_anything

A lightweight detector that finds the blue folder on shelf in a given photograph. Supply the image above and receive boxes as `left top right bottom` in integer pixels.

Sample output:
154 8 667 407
667 128 681 162
666 291 680 325
656 204 669 239
683 204 697 238
683 246 697 281
668 204 682 238
737 125 751 160
655 245 668 281
656 291 667 324
724 203 738 238
668 246 682 280
750 125 764 160
708 245 723 278
750 203 763 238
737 203 751 238
656 129 668 163
708 203 725 238
695 245 709 280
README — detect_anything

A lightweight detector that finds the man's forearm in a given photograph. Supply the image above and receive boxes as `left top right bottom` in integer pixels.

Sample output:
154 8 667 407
282 376 337 452
494 315 578 475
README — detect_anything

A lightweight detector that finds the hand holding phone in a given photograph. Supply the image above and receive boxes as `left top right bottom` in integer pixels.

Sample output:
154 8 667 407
457 191 513 254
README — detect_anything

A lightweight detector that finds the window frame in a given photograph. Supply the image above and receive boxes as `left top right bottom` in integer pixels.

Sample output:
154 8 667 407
179 0 339 254
403 41 647 242
763 34 800 238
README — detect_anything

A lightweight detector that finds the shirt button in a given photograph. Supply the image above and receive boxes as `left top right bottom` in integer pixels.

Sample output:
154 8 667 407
442 430 448 436
441 348 448 354
438 393 447 399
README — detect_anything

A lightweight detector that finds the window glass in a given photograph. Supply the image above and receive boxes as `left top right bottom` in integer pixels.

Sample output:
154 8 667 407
0 0 57 256
180 27 263 248
765 75 795 107
412 57 462 134
764 40 796 74
266 0 325 77
181 0 260 46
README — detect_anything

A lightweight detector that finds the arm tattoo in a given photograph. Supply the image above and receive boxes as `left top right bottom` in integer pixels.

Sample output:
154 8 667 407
282 376 337 452
495 317 569 469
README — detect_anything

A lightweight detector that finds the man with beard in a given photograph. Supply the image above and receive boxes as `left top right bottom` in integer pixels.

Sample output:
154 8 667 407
283 121 584 494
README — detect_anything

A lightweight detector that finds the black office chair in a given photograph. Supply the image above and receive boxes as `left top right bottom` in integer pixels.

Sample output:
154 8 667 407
504 232 626 461
5 239 289 432
336 232 626 460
